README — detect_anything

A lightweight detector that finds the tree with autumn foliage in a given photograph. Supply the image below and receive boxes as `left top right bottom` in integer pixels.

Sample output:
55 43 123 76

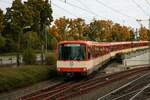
68 18 86 40
49 17 70 41
84 19 112 41
139 25 149 41
120 25 131 41
84 20 101 41
49 17 87 42
49 18 135 42
85 19 132 42
129 28 135 41
98 20 113 41
111 23 132 41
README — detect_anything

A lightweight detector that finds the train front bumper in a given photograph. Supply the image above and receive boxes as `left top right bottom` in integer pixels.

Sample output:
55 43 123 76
57 67 87 72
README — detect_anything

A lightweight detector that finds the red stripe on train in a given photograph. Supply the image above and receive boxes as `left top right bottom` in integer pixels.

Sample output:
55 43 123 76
57 67 87 72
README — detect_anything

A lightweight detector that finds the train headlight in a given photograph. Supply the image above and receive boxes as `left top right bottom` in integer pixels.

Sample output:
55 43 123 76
83 68 87 71
57 68 61 71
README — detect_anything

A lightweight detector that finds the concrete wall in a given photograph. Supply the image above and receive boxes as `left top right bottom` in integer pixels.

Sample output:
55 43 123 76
123 49 150 66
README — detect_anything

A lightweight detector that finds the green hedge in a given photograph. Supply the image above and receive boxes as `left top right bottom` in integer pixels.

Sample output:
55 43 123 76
0 65 56 92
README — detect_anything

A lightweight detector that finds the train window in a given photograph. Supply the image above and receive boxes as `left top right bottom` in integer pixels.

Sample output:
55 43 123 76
98 47 101 56
91 47 95 58
58 44 86 60
88 49 91 59
105 47 109 53
95 47 98 57
101 47 104 55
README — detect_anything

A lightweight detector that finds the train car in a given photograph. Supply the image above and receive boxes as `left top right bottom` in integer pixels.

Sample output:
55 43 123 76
56 40 149 77
56 41 93 77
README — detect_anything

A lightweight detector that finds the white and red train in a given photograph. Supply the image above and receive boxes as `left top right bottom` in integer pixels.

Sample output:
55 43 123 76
56 40 149 77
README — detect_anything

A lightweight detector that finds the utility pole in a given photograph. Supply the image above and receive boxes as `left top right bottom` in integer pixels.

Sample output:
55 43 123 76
148 18 150 64
136 18 150 65
135 28 138 40
45 26 48 55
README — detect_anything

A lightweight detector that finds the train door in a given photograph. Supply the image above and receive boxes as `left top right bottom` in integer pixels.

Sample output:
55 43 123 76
105 46 111 61
87 46 94 74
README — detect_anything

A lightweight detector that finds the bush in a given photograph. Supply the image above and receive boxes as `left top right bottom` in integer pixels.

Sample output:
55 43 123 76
0 36 5 48
0 65 56 92
49 38 58 50
23 48 36 64
46 52 56 65
22 31 40 49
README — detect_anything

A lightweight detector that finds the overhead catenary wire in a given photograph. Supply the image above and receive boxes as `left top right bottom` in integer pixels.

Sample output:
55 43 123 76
51 2 78 18
0 0 77 19
58 0 106 19
145 0 150 8
51 1 95 21
132 0 149 16
77 0 100 18
1 0 149 29
95 0 137 20
59 0 137 26
51 1 109 40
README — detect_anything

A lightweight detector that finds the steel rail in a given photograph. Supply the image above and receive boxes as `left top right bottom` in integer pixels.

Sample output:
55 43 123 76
45 67 150 100
19 66 150 100
98 71 150 100
130 84 150 100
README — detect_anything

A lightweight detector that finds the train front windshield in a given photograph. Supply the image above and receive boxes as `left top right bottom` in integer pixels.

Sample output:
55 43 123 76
58 44 86 60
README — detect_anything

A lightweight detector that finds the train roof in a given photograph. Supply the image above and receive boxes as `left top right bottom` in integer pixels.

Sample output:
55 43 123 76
58 40 111 46
132 41 148 43
97 42 111 46
110 41 131 45
58 40 93 45
58 40 149 46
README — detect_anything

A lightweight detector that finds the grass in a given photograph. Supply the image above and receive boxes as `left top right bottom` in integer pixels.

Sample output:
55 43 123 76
0 65 57 93
0 52 17 56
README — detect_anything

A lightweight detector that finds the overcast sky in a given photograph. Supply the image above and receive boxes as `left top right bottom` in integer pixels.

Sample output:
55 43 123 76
0 0 150 29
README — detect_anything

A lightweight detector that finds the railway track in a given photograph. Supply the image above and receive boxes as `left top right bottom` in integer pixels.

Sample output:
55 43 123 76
129 84 150 100
19 66 150 100
98 67 150 100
